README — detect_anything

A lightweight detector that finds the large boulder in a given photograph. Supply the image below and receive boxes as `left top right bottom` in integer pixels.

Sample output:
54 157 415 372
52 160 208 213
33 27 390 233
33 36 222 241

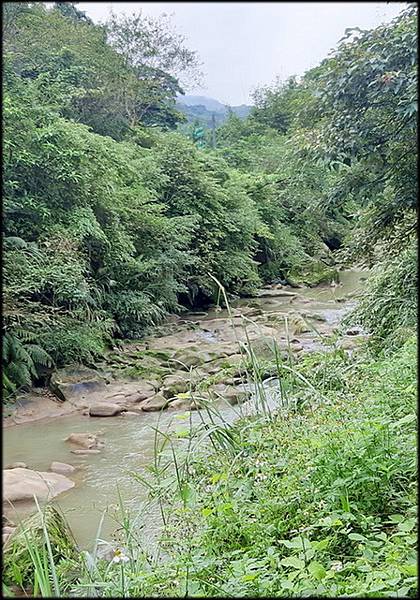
65 432 102 449
3 468 74 503
243 336 281 360
168 397 202 411
89 403 124 417
49 365 107 402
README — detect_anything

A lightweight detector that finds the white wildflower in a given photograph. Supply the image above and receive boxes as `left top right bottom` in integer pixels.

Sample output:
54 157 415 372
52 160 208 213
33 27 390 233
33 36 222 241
112 548 130 564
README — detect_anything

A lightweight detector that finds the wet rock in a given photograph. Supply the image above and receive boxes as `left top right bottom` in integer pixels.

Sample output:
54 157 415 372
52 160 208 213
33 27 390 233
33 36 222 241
50 366 107 402
3 526 16 538
3 532 14 545
89 403 124 417
227 353 246 366
65 432 102 449
3 468 74 502
50 461 76 475
204 360 224 375
121 411 140 417
140 393 169 412
168 398 191 410
170 347 204 369
291 343 304 353
221 377 237 386
71 449 101 455
238 307 263 318
108 382 155 404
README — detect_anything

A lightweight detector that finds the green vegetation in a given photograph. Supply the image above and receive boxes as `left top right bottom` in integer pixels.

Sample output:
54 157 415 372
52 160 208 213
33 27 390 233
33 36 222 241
1 1 344 396
2 2 417 597
145 337 416 598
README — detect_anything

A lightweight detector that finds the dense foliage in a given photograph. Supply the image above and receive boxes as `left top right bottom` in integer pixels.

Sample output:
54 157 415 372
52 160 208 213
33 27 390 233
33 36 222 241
2 2 417 392
2 1 340 395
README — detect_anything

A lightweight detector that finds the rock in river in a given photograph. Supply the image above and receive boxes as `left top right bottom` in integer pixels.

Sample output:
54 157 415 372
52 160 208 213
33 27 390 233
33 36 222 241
50 461 76 475
65 432 103 449
3 468 74 503
89 403 124 417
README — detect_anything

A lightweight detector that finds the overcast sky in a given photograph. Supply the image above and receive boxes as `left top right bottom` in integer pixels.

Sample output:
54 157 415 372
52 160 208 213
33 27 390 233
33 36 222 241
77 1 407 105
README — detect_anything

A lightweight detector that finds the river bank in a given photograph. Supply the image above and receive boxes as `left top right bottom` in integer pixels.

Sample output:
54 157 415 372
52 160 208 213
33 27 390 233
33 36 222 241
3 270 368 549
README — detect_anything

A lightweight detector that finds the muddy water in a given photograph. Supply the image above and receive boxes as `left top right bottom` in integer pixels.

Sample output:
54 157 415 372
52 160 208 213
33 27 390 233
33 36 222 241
2 269 367 550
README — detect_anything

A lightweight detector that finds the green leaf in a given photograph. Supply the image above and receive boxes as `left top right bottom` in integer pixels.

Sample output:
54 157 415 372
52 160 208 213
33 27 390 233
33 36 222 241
348 533 367 541
397 518 416 532
308 561 327 580
400 563 417 577
280 556 305 570
314 538 330 551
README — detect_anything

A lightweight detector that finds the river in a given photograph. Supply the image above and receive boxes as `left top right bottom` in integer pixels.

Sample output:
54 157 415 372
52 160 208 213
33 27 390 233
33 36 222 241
2 269 367 551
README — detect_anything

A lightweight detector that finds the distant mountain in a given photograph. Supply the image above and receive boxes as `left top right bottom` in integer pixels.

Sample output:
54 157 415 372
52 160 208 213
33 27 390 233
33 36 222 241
176 94 252 128
178 95 228 112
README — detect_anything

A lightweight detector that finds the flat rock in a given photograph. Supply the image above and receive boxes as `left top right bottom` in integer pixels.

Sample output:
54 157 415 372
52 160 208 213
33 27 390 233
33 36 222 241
50 461 76 475
89 403 123 417
256 289 297 298
71 449 101 455
3 468 74 503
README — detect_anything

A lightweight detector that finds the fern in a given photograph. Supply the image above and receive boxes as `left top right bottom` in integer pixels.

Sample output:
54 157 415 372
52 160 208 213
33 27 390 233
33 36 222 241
2 331 53 399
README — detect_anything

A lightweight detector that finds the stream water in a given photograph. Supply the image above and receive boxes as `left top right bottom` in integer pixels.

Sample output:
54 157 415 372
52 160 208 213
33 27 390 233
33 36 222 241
2 269 367 551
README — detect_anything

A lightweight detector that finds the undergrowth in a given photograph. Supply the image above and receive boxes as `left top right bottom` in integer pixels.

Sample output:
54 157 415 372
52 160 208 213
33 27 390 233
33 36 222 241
154 336 417 597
